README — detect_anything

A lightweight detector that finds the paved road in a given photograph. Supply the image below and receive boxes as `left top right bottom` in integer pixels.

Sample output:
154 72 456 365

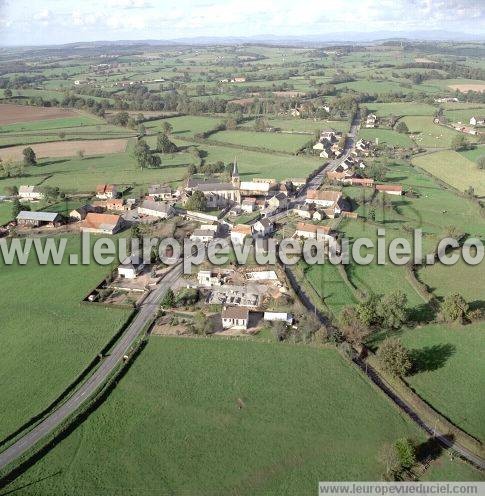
0 263 183 472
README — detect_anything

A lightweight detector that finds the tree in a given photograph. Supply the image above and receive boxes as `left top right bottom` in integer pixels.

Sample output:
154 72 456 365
11 198 24 218
161 289 175 308
162 121 173 135
477 156 485 170
395 121 409 134
356 294 379 328
4 185 18 196
254 117 268 132
451 134 469 151
377 338 412 377
132 139 160 169
22 147 37 167
193 310 213 335
77 149 85 160
42 186 60 202
58 131 66 139
339 306 370 345
377 290 408 329
156 132 178 153
394 438 416 470
138 124 146 136
441 293 469 323
4 89 12 98
185 190 207 212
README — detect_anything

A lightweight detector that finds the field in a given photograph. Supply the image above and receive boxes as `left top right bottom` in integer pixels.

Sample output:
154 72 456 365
448 84 485 92
0 235 131 441
0 114 104 133
365 103 436 116
444 107 485 124
243 118 350 134
144 115 224 137
412 150 485 196
398 323 485 441
208 130 311 153
0 104 81 125
460 145 485 163
2 338 424 494
0 152 193 194
401 116 475 148
0 138 129 161
358 128 414 147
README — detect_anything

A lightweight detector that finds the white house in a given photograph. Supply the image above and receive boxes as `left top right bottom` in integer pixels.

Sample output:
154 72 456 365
18 185 44 201
294 204 313 219
241 197 257 213
231 224 253 245
267 192 288 211
118 255 144 279
253 218 274 238
306 190 343 215
197 269 224 287
95 184 117 199
366 113 377 128
190 228 216 243
147 184 172 200
470 116 485 126
263 311 293 325
221 306 249 330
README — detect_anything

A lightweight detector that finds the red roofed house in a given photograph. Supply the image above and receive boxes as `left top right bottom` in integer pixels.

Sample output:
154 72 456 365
294 222 336 242
376 184 403 196
95 184 118 200
106 199 125 211
306 189 343 217
81 213 125 235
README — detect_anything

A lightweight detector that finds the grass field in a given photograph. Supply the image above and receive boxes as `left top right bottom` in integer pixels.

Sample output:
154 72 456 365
0 114 105 133
423 456 485 481
444 107 485 123
144 115 224 137
365 103 437 116
0 151 193 194
209 130 311 153
398 323 485 442
0 235 131 441
412 150 485 196
243 118 350 134
2 338 426 494
402 116 476 148
358 128 414 147
460 145 485 164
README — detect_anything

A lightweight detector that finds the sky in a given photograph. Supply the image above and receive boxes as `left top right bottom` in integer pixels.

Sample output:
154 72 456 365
0 0 483 46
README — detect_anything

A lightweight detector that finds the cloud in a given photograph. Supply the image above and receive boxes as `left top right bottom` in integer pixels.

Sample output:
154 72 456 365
104 0 153 9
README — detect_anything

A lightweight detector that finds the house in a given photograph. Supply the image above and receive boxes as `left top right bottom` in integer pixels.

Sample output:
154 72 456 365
289 178 307 188
118 255 144 279
190 228 216 243
253 218 274 238
306 190 343 215
231 224 253 245
263 311 293 325
231 77 246 83
327 170 353 182
18 185 44 201
69 204 103 221
106 199 125 212
81 213 125 235
290 108 301 117
434 97 459 103
366 114 377 128
197 269 224 287
267 192 288 211
470 116 485 126
16 211 63 227
294 204 313 219
95 184 117 199
138 200 174 219
147 184 172 200
239 179 275 196
241 197 257 213
355 139 372 156
376 184 403 196
312 210 326 221
347 177 374 187
294 222 336 243
221 306 249 330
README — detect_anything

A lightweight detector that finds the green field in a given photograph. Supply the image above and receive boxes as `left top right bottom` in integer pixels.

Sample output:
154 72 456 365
402 116 476 148
209 130 311 153
412 150 485 196
444 107 485 123
2 338 425 494
460 145 485 164
0 151 193 194
145 115 224 137
366 103 437 117
0 235 131 441
358 128 414 147
244 118 350 134
0 115 104 133
398 323 485 441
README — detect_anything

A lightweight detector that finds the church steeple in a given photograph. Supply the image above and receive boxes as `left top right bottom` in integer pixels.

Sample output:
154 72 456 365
231 157 240 188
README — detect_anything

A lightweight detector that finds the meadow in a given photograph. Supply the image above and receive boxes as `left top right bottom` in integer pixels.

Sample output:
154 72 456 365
443 107 485 123
144 115 224 137
412 150 485 196
402 116 476 148
365 103 436 116
243 118 350 134
358 128 414 147
398 323 485 442
0 114 104 133
208 129 311 153
460 145 485 163
0 235 131 442
1 338 424 494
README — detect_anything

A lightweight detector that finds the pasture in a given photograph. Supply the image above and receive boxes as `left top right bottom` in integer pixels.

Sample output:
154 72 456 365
398 323 485 442
144 115 224 137
0 235 131 441
358 128 414 147
0 104 81 125
1 338 423 494
365 103 436 116
208 130 311 153
248 118 350 134
0 114 104 133
412 150 485 196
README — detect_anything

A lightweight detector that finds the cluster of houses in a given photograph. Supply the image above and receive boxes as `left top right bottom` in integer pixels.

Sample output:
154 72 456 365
312 129 344 159
219 77 246 83
366 113 378 128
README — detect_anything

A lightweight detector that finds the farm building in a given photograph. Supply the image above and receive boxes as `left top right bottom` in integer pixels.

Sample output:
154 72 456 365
69 204 104 221
267 192 289 211
138 200 174 219
81 213 125 235
470 116 485 126
18 185 44 201
253 218 274 238
16 211 64 227
106 199 126 212
294 204 313 219
95 184 117 200
375 184 403 196
190 228 216 243
294 222 336 243
263 311 293 325
118 255 144 279
241 197 257 213
221 306 249 330
231 224 253 245
147 184 172 200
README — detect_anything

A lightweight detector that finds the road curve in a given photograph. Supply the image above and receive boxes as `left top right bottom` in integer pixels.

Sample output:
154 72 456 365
0 263 183 472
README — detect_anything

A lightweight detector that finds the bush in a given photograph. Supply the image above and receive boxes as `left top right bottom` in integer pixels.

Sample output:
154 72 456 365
440 293 469 323
175 288 199 308
376 338 412 377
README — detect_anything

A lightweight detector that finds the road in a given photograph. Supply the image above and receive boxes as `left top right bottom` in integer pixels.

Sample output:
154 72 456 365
0 263 183 472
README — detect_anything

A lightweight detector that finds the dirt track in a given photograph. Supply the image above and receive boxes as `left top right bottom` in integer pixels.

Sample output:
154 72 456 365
0 138 128 160
0 104 79 125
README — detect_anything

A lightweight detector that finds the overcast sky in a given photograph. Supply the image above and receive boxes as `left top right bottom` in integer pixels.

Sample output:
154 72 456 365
0 0 483 46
